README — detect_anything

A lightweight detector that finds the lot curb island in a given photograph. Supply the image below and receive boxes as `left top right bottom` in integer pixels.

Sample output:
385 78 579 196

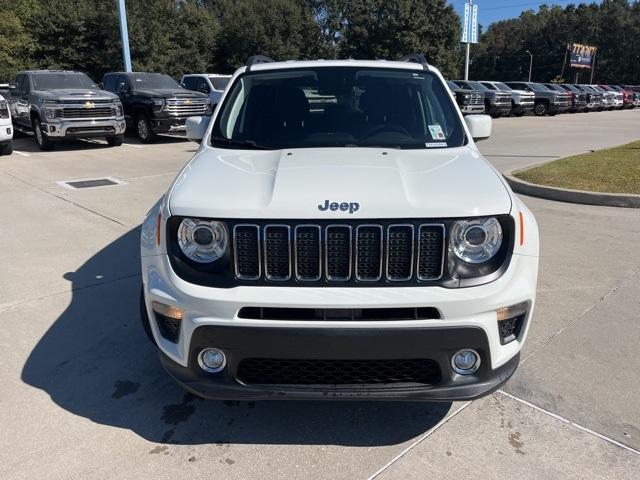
504 171 640 208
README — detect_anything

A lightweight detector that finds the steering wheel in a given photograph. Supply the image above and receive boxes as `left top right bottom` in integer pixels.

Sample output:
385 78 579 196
362 124 411 138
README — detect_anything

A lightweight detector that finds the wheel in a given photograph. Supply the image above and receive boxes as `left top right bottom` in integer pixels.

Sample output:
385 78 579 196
0 141 12 156
136 114 156 143
33 117 54 150
139 286 158 346
107 134 123 146
533 102 548 116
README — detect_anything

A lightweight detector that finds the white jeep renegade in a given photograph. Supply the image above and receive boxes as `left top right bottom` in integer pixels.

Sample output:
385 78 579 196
140 55 539 401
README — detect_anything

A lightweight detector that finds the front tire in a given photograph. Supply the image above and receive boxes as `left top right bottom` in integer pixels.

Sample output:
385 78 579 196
136 114 156 143
533 102 548 116
107 134 124 147
33 117 54 151
0 141 12 156
139 286 157 347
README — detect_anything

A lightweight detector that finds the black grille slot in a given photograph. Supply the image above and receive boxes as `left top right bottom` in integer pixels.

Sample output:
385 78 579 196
238 306 441 320
234 225 260 280
326 226 351 280
417 225 445 280
356 225 383 280
387 225 414 280
295 226 321 280
154 313 180 343
237 358 442 385
264 226 291 280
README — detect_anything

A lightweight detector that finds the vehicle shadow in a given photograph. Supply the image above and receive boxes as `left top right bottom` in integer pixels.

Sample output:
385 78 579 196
21 228 452 447
11 133 189 153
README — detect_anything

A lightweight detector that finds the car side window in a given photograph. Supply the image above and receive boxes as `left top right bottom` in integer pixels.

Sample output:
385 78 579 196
197 78 210 94
182 77 197 91
19 75 31 95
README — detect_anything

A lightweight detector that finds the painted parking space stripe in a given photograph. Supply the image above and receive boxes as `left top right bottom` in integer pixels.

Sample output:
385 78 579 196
123 143 143 149
13 151 31 157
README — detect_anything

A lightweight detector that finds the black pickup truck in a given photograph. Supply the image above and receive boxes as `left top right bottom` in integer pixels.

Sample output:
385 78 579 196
101 72 211 143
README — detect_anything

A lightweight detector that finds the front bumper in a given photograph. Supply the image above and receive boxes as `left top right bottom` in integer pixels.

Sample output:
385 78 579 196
160 326 521 401
142 247 538 401
153 115 208 134
460 105 485 114
43 118 126 138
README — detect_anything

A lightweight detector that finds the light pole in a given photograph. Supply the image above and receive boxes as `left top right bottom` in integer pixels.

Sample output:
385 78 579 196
117 0 132 72
526 50 533 82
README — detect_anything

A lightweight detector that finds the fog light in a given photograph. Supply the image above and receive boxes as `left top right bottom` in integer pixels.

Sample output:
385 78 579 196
452 349 480 375
198 348 226 373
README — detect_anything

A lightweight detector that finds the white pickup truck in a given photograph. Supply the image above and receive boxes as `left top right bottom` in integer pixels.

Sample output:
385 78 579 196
0 92 13 155
140 55 539 401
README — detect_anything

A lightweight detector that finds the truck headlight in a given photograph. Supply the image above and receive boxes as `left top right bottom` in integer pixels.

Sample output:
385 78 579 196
177 218 227 263
44 108 60 120
152 98 165 112
114 103 123 117
450 217 502 264
0 101 8 119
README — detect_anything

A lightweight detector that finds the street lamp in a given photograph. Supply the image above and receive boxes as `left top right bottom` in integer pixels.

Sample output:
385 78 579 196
525 50 533 82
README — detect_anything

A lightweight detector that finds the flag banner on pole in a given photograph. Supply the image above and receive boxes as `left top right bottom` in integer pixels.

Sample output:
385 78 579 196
461 3 470 43
471 5 478 43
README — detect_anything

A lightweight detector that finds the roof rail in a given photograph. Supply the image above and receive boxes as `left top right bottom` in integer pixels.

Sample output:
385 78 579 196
245 55 275 71
399 54 429 71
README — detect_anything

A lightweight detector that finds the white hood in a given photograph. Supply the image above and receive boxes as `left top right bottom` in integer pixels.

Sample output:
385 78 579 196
168 146 512 219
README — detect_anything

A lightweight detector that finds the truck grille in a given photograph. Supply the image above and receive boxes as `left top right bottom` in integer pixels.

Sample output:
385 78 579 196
166 98 208 117
237 357 442 385
233 222 445 284
60 107 115 118
468 93 484 105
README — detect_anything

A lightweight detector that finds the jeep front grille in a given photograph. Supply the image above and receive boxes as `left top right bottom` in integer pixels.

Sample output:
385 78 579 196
166 98 208 116
233 222 445 284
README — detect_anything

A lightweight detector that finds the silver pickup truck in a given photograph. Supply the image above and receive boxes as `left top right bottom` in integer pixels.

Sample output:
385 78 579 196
8 70 125 150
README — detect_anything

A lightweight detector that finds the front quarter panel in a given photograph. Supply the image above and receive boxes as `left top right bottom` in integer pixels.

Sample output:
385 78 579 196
141 196 167 257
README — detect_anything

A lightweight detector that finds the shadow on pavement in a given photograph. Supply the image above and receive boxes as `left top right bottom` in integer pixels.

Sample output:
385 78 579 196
11 133 189 153
21 228 451 447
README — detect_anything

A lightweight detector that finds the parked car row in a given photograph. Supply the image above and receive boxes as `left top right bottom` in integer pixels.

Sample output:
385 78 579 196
447 79 640 117
2 69 220 151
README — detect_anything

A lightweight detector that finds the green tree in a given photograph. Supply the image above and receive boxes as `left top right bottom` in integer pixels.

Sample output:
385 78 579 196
214 0 321 71
0 12 35 82
336 0 462 78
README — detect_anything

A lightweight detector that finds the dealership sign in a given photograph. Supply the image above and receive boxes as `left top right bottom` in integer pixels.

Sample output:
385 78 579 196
569 43 597 69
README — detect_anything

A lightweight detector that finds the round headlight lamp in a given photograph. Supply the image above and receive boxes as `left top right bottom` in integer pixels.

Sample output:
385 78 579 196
177 218 227 263
451 217 502 264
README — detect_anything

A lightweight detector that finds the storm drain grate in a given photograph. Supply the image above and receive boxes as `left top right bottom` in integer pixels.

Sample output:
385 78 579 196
57 177 126 190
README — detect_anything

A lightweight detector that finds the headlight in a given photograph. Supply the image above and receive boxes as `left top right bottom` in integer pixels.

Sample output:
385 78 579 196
152 98 165 112
450 217 502 264
177 218 227 263
44 108 60 120
0 101 8 119
114 103 123 117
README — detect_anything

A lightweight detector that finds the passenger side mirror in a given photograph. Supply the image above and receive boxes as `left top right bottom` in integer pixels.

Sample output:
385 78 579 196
97 83 104 89
464 114 492 142
186 116 211 143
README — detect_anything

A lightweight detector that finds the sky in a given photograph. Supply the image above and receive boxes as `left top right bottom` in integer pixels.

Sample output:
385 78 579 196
451 0 603 27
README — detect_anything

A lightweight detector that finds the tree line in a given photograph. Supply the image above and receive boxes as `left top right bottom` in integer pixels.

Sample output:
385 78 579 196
471 0 640 84
0 0 638 85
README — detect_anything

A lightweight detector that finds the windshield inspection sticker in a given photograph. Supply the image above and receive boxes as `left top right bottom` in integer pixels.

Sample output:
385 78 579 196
425 142 447 148
428 124 446 140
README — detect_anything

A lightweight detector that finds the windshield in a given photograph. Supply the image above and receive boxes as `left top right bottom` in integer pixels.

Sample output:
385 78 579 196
32 73 96 90
493 82 512 91
211 67 465 150
129 73 181 90
529 84 548 93
481 82 497 90
467 81 490 91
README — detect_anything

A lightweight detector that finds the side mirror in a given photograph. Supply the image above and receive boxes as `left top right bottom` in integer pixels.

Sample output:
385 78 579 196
117 83 129 94
186 116 211 143
465 114 492 142
97 83 104 89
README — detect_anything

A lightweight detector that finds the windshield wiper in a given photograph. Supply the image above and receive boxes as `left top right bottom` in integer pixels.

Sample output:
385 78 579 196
210 136 272 150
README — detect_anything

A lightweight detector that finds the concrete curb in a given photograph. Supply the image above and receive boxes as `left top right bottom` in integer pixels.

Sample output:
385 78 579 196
504 172 640 208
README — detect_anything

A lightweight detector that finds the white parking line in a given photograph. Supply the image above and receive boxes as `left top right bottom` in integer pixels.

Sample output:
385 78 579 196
123 143 143 149
498 390 640 455
13 151 31 157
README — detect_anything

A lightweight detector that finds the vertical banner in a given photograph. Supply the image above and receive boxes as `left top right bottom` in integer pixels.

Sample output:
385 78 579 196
470 4 478 44
461 3 470 43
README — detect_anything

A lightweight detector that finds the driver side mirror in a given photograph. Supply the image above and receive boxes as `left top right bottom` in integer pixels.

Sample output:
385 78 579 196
465 114 492 142
186 116 211 143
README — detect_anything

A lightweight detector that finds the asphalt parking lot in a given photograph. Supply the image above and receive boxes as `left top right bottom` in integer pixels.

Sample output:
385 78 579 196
1 109 639 480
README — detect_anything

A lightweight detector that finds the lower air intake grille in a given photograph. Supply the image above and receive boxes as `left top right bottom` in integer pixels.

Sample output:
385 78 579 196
237 358 442 385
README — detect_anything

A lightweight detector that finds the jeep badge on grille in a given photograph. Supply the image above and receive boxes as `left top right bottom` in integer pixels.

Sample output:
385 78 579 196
318 200 360 214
